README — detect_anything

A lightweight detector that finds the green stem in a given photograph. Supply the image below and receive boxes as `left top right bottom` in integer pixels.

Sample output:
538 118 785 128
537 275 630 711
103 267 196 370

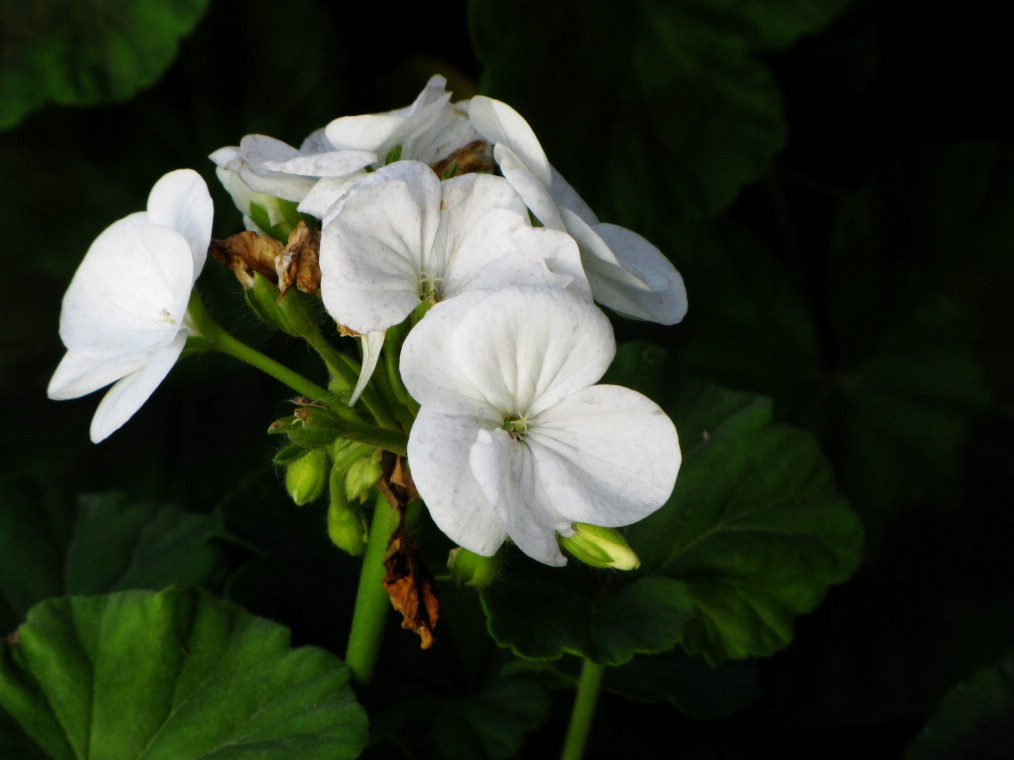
560 657 605 760
344 492 401 685
383 319 420 419
188 291 335 404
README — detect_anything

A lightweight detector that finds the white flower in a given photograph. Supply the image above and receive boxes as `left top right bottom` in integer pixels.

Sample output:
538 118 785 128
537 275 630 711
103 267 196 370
468 96 688 325
47 169 214 442
319 160 587 335
210 132 375 226
400 286 680 566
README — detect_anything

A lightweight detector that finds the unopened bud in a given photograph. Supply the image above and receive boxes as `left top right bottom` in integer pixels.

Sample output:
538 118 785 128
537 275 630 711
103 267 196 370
285 447 329 505
345 452 383 503
558 523 640 570
328 500 368 556
447 547 500 588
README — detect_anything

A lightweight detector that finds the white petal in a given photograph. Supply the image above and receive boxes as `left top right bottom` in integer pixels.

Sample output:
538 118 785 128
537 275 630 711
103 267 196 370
240 134 301 163
408 100 482 164
469 97 552 186
59 220 192 355
318 162 441 332
549 167 599 225
445 209 588 298
448 286 616 416
259 149 375 178
349 331 385 406
47 349 150 400
494 144 565 230
399 290 496 416
299 173 366 220
236 163 316 202
89 331 188 442
430 173 527 282
469 428 568 565
527 385 680 526
579 218 688 325
146 169 213 278
408 408 508 556
326 113 407 152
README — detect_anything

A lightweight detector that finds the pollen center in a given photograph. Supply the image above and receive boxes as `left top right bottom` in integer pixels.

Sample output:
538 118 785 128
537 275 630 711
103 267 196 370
502 414 529 441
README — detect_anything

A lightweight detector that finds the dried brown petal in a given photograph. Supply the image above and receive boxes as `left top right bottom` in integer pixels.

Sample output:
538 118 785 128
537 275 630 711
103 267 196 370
210 232 283 288
430 139 495 179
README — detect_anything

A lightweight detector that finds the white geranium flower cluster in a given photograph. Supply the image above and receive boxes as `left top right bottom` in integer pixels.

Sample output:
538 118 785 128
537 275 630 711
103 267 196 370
50 75 684 567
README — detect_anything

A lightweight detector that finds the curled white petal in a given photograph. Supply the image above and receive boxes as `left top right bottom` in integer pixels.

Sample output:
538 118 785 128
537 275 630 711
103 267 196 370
469 96 552 186
349 331 385 407
89 332 188 443
146 169 213 278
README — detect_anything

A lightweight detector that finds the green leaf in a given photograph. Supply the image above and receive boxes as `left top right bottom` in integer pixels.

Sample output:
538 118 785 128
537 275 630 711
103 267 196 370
906 649 1014 759
0 588 367 759
0 0 210 130
631 384 863 663
481 572 694 666
0 478 229 632
479 383 861 667
470 0 848 221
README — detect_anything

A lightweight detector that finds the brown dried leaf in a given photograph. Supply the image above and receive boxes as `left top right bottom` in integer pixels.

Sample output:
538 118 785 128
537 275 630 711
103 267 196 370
210 232 283 288
383 526 439 649
276 221 322 296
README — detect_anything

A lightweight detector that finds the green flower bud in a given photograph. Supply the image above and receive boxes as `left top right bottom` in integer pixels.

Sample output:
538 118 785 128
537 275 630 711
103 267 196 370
558 523 640 571
447 547 501 588
285 447 330 505
327 500 368 556
269 404 345 449
344 451 383 503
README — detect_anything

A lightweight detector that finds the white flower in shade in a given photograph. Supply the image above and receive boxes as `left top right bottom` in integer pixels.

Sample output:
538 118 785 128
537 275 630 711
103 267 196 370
47 170 214 442
400 286 680 566
210 132 375 226
468 96 688 325
320 159 588 403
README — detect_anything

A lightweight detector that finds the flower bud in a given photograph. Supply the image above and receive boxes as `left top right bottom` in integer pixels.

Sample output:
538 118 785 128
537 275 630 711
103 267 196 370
447 547 501 588
285 447 330 505
558 523 640 571
327 500 368 556
344 451 383 503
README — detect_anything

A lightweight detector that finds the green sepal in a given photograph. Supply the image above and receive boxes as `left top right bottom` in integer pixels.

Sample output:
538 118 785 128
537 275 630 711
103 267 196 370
244 273 298 335
448 547 501 589
248 199 316 243
273 443 308 466
285 448 330 506
269 405 346 449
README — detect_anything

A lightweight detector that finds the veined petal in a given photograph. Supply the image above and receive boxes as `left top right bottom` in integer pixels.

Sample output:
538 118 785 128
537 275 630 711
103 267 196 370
408 100 482 165
469 96 552 186
240 134 302 163
449 287 615 416
47 349 151 400
493 144 565 230
408 408 508 556
89 331 188 442
146 169 213 278
301 173 366 221
349 331 385 406
445 209 589 298
470 428 568 566
399 290 498 416
319 162 441 332
430 173 527 281
528 384 680 526
59 220 193 355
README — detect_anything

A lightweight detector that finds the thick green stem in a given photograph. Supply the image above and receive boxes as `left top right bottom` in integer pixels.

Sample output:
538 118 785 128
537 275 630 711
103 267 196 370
560 658 605 760
344 493 401 685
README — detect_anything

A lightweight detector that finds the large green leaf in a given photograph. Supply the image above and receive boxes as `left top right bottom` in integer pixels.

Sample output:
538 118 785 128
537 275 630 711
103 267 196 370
470 0 848 222
480 382 861 667
0 587 367 759
632 384 863 663
906 649 1014 759
0 1 210 130
0 477 229 632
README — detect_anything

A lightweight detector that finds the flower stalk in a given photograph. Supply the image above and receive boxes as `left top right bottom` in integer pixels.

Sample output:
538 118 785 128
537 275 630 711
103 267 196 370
560 657 605 760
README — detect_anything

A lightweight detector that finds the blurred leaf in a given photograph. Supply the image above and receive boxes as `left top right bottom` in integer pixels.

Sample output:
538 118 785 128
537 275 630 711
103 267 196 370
0 476 229 632
0 587 367 759
470 0 848 222
605 650 760 720
632 385 863 663
906 649 1014 760
0 0 210 130
481 384 861 667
